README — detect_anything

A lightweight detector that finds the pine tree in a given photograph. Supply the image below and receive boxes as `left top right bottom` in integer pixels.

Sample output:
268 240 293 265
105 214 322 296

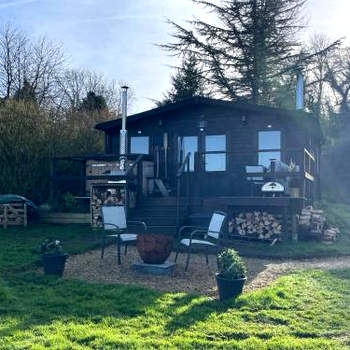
80 91 107 112
162 0 307 105
158 54 206 106
14 79 37 103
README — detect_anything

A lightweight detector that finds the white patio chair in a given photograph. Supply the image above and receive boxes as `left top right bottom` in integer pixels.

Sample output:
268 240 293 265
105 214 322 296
175 211 227 271
101 205 147 264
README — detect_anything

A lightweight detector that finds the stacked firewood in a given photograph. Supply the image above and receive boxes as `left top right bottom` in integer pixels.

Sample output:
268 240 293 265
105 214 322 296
90 190 124 227
228 211 282 241
298 206 339 242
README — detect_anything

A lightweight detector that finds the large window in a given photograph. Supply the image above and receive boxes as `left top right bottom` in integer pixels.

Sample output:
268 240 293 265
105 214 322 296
178 136 198 171
205 134 226 172
258 131 281 167
130 136 149 154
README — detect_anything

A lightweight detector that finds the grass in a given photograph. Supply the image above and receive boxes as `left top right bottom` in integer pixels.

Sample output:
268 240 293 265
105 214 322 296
231 200 350 259
0 224 101 272
0 201 349 348
0 269 349 349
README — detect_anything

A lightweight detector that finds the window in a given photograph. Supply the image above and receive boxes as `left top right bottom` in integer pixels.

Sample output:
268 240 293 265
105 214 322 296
130 136 149 154
258 131 281 167
205 135 226 172
178 136 198 171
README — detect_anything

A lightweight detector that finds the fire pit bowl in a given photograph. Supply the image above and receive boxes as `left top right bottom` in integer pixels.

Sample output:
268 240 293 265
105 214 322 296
136 233 174 264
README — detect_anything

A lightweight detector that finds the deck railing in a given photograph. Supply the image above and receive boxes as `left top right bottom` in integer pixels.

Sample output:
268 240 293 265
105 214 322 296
176 152 191 226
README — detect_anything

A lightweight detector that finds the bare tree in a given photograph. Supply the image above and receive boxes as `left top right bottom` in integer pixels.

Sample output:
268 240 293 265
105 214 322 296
55 68 134 115
325 46 350 114
0 22 65 106
0 23 27 99
303 34 336 117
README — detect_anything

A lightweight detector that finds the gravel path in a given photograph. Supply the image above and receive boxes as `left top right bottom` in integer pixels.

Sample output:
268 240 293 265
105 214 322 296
63 246 350 297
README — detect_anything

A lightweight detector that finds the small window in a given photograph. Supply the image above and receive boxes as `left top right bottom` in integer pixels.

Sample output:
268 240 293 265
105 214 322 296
205 135 226 172
258 131 281 167
130 136 149 154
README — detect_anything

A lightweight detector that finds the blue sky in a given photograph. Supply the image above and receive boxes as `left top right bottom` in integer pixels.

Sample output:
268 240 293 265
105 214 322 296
0 0 349 113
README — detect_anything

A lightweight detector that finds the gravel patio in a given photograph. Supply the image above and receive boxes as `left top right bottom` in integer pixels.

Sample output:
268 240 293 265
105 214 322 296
62 245 350 297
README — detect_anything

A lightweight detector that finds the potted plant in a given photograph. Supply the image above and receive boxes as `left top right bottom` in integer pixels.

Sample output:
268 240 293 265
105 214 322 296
40 239 68 277
216 248 247 300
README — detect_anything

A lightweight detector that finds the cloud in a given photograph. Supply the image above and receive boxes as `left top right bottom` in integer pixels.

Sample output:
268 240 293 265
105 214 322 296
0 0 40 9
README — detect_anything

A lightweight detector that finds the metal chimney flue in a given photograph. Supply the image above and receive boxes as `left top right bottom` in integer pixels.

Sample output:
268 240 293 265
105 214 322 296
296 71 304 110
119 86 128 172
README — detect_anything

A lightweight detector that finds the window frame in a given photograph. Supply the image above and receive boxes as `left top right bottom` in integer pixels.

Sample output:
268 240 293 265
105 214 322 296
204 134 227 172
177 135 198 172
129 135 150 155
257 130 282 167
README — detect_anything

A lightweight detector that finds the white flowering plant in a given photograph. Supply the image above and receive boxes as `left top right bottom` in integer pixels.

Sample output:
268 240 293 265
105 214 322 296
40 239 63 255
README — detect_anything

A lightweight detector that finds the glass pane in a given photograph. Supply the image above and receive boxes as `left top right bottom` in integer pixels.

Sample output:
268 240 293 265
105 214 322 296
205 153 226 172
258 131 281 150
206 135 226 151
130 136 149 154
178 136 198 171
258 151 281 167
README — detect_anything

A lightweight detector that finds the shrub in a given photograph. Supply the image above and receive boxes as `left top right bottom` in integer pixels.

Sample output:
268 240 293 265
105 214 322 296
217 248 247 279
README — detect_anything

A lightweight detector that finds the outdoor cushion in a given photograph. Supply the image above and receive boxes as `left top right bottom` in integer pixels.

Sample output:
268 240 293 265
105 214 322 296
106 233 137 242
180 238 216 246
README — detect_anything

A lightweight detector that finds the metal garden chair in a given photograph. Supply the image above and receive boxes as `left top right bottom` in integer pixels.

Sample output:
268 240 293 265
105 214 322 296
101 205 147 264
175 211 227 271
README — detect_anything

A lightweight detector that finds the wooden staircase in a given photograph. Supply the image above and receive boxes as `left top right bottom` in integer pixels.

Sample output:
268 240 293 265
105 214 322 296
129 197 187 235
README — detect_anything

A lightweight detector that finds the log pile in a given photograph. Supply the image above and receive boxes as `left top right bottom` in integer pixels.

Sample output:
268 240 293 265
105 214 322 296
228 211 282 241
298 206 339 242
90 186 125 228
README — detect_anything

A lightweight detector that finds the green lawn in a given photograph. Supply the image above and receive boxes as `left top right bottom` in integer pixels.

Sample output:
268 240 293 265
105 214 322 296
0 224 101 272
0 202 350 349
0 270 349 349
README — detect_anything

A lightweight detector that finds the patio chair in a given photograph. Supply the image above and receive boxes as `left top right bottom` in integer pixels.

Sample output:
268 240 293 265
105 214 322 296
175 211 227 271
101 205 147 264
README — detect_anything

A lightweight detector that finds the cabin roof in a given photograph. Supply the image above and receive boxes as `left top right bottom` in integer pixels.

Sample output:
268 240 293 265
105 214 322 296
95 96 322 138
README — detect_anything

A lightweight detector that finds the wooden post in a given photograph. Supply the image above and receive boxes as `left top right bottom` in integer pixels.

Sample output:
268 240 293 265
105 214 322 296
24 204 28 227
4 204 8 229
291 214 298 241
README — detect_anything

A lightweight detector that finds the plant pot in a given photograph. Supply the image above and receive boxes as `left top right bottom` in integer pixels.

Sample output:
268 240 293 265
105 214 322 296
215 273 246 300
41 253 68 276
136 234 174 264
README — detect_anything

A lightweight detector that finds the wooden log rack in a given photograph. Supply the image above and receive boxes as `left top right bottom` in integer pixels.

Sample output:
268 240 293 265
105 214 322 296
203 196 304 242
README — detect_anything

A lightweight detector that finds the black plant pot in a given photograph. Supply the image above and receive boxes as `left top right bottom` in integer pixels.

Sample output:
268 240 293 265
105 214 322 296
41 253 68 277
216 273 246 301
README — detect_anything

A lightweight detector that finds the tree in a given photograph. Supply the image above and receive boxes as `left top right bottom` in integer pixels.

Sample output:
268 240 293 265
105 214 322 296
162 0 308 105
159 54 207 105
0 23 64 106
80 91 107 112
14 79 36 103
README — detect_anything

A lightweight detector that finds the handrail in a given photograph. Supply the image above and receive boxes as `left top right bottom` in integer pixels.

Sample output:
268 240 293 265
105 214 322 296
176 152 191 226
177 152 191 178
125 154 144 176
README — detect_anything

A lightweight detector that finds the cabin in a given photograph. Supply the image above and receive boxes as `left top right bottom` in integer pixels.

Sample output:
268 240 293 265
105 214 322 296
51 97 322 241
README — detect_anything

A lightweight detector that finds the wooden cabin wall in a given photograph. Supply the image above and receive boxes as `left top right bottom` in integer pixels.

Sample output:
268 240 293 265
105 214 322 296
102 104 321 200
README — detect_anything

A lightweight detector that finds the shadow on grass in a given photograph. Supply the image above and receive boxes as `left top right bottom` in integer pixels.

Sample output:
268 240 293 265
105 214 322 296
0 272 234 341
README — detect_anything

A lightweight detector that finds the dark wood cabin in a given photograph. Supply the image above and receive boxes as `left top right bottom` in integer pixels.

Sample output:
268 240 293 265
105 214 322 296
96 97 322 202
52 97 322 240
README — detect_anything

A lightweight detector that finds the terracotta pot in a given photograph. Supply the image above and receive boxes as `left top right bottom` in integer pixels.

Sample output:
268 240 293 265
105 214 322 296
136 234 174 264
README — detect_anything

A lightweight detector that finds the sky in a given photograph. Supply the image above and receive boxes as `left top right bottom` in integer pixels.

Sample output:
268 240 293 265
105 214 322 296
0 0 349 113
